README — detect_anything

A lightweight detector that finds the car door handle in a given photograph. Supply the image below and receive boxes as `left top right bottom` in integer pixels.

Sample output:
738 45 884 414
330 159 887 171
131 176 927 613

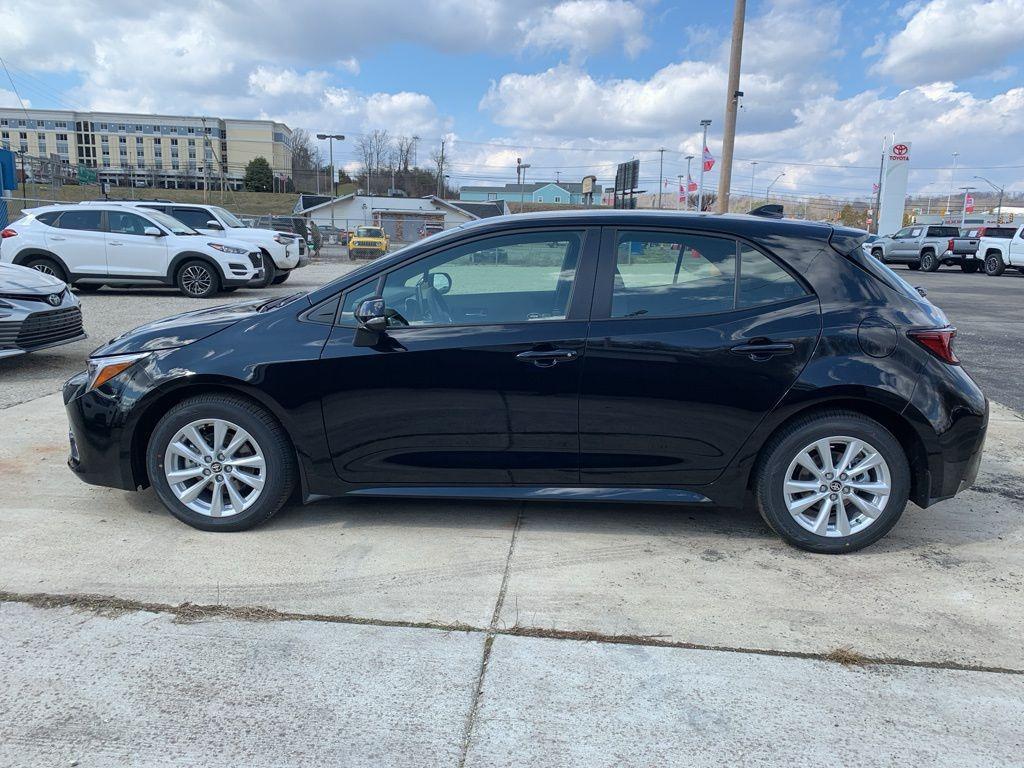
109 241 124 246
50 235 66 241
730 342 795 360
516 348 579 367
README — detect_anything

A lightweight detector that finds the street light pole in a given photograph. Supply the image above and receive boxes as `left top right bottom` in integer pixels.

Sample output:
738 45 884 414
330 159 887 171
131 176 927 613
316 133 345 230
657 147 665 209
945 151 959 216
697 119 711 212
749 160 758 211
716 0 747 213
766 171 785 200
974 175 1004 221
516 158 531 212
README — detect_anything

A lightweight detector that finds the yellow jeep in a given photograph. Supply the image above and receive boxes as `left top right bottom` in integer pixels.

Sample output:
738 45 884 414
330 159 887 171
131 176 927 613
348 226 390 259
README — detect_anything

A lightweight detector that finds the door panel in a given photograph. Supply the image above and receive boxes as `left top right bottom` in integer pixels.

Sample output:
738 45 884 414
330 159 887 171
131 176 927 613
319 226 599 487
579 227 821 486
105 211 169 276
48 209 107 275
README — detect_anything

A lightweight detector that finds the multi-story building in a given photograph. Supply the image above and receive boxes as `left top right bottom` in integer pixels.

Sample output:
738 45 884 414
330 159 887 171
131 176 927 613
0 108 292 190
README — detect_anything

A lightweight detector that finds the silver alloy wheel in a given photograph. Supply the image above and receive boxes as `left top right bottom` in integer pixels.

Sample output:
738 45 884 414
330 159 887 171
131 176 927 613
783 436 891 538
32 263 57 276
163 418 266 517
181 264 213 295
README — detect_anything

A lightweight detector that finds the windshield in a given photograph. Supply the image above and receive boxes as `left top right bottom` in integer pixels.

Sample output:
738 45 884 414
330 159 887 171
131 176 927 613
146 209 198 235
211 206 245 228
356 227 384 237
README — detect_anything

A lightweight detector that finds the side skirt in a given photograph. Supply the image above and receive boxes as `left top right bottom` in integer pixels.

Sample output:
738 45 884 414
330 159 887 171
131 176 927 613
342 486 712 504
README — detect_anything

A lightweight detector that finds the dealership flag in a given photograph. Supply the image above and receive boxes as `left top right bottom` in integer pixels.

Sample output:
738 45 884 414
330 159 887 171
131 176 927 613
702 146 715 172
872 183 880 194
679 175 698 201
965 194 975 213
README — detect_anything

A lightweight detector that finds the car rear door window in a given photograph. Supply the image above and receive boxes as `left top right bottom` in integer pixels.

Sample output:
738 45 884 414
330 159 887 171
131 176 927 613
611 231 736 318
738 245 807 308
35 211 61 226
379 230 584 326
56 210 102 231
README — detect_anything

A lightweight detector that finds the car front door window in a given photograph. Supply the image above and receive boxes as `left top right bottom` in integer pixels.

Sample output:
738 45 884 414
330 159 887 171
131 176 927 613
378 231 583 326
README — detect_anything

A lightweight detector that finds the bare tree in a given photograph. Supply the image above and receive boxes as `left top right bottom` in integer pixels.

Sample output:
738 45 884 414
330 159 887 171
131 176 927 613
290 128 322 172
394 135 417 173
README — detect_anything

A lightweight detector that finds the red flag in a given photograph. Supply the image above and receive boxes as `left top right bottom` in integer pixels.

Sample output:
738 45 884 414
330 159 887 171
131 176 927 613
965 194 975 213
702 146 715 172
687 174 698 192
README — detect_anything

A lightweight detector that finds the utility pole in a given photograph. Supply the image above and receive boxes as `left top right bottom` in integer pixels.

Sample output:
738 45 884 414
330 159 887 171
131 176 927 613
516 157 530 212
683 155 693 211
959 186 975 226
316 133 345 229
716 0 747 213
945 151 959 216
657 147 665 208
697 120 712 212
873 138 885 234
749 160 758 210
974 175 1004 221
436 138 446 198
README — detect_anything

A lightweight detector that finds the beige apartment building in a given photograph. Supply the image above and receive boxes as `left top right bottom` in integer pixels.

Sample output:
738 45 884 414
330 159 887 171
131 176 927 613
0 108 292 189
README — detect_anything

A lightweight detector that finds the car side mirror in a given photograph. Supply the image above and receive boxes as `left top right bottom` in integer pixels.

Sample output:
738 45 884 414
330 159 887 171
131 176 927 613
143 226 163 237
206 219 224 230
353 298 389 347
429 272 452 295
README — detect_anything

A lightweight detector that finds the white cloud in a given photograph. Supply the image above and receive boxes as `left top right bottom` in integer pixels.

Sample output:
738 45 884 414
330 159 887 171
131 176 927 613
872 0 1024 84
518 0 648 59
337 57 361 76
0 88 30 109
248 67 330 98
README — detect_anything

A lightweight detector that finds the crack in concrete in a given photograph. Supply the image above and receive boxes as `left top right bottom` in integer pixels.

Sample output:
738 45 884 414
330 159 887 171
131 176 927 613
1 585 1020 677
457 506 523 768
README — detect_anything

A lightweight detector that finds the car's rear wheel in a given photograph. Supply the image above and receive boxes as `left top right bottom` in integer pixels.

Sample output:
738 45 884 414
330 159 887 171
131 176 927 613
754 411 909 553
147 394 296 531
985 252 1006 276
271 271 291 285
960 261 980 273
176 260 221 298
24 257 67 283
920 251 940 272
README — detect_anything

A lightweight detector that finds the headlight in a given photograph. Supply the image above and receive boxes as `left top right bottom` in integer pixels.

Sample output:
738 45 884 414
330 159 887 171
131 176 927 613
208 242 249 254
274 234 294 245
86 351 152 392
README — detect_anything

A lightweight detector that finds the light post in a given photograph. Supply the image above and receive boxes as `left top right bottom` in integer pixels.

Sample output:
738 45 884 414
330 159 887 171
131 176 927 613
697 119 712 212
766 172 785 200
516 159 531 212
944 151 959 216
316 133 345 230
974 175 1004 222
749 161 758 211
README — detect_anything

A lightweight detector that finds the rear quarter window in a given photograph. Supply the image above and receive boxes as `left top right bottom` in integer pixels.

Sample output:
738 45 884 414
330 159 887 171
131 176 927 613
34 211 61 226
841 245 925 304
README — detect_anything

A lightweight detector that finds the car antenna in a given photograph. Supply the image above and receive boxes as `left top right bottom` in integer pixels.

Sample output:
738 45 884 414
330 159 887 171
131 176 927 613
748 204 784 219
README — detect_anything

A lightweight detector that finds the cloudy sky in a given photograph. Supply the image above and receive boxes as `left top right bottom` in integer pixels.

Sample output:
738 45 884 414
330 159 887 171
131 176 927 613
3 0 1023 201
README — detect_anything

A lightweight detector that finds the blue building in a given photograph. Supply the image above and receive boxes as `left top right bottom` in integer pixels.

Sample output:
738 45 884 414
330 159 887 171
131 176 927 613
459 181 603 206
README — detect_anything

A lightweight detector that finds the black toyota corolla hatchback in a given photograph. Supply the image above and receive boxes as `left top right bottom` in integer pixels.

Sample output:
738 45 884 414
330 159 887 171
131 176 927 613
63 209 987 553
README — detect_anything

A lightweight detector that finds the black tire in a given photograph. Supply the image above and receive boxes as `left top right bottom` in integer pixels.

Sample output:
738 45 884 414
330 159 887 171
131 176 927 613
146 393 297 532
271 271 291 285
871 248 885 262
754 410 910 554
75 283 103 292
960 261 980 274
24 257 67 283
907 262 920 271
920 251 940 272
176 259 221 298
257 253 277 288
985 252 1006 276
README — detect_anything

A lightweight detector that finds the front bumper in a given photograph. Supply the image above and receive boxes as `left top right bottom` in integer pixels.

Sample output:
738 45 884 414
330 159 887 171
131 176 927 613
0 292 86 357
64 370 138 491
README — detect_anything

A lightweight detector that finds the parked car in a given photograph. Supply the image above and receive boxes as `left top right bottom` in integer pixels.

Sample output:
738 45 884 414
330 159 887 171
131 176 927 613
91 201 305 287
0 261 85 359
62 210 987 553
870 225 969 271
976 225 1024 276
250 215 322 252
860 234 879 257
348 225 389 258
1 204 263 298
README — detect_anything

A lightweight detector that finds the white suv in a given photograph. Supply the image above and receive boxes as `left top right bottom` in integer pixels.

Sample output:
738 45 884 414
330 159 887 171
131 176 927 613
0 204 263 298
113 201 304 287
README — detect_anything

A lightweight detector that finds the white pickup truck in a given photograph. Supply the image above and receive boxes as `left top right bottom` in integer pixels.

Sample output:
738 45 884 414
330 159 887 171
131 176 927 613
977 224 1024 276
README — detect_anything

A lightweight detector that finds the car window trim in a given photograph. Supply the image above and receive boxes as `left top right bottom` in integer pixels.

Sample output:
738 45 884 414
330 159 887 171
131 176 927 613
591 225 812 321
334 225 600 330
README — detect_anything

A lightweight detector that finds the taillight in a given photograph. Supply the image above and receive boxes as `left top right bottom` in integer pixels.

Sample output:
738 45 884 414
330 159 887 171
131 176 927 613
0 228 17 238
947 238 954 251
908 327 959 365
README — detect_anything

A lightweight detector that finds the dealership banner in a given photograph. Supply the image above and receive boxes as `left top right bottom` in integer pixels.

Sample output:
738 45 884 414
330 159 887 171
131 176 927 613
877 141 910 237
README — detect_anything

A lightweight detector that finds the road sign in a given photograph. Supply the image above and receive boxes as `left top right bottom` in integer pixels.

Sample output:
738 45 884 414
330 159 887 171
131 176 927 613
77 164 97 184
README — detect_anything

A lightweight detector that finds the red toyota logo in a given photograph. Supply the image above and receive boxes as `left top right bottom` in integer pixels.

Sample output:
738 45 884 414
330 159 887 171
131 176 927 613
892 144 908 156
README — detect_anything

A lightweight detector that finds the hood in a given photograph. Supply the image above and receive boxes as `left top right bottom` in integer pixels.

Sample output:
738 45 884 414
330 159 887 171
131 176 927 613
92 297 269 357
0 262 67 295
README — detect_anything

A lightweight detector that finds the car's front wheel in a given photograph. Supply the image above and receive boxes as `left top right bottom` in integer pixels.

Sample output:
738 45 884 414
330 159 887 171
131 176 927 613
272 271 291 285
754 411 910 553
147 394 296 531
920 251 940 272
257 255 277 288
176 260 221 298
871 248 885 262
907 262 920 271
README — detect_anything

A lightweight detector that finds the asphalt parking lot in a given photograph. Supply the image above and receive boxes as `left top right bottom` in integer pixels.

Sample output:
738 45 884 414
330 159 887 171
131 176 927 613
1 258 1022 766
